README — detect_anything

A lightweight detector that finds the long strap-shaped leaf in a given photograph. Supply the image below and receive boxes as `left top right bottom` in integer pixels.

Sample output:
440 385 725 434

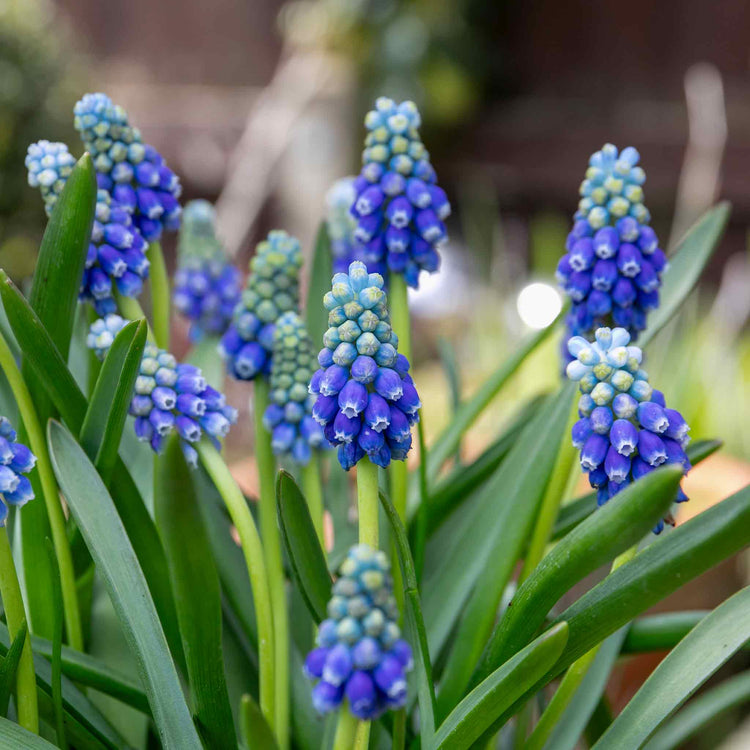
48 421 202 750
0 717 57 749
434 623 569 750
305 223 333 360
593 585 750 748
155 436 237 750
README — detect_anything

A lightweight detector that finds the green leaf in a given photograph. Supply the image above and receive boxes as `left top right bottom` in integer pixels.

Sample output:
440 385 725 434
643 669 750 750
45 538 67 750
240 693 278 750
477 464 683 682
434 623 569 750
640 202 730 346
48 421 202 750
276 470 332 624
421 320 560 492
437 336 462 419
621 611 712 653
80 320 147 484
0 717 57 748
0 620 27 716
593 586 750 748
425 383 574 710
379 490 437 747
154 436 236 750
305 222 333 355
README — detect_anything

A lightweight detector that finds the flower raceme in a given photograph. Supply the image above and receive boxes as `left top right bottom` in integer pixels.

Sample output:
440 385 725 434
173 200 241 341
74 92 182 242
558 144 666 344
305 545 413 720
220 230 303 381
325 177 374 275
351 97 450 288
263 312 325 464
26 140 150 315
566 327 691 533
88 315 237 467
0 417 35 527
310 260 420 470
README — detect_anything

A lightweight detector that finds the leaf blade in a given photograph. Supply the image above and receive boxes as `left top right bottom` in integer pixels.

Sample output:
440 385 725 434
305 222 333 354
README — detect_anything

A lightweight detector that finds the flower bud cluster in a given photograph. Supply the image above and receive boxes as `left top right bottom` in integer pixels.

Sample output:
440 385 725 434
566 327 691 533
88 315 237 466
74 93 182 242
0 417 36 526
26 140 150 315
351 97 450 288
310 261 420 470
305 544 413 720
263 312 325 464
220 230 302 381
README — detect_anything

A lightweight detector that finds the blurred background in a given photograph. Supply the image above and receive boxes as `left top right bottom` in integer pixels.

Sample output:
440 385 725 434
1 0 749 745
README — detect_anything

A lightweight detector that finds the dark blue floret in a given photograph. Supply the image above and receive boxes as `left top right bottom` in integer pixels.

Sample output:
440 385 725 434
305 545 413 720
0 417 36 526
74 93 182 242
88 315 237 466
566 326 691 533
310 261 420 470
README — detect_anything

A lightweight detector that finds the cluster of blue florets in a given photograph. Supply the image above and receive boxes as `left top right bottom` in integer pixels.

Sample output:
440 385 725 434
26 140 150 315
305 544 413 720
88 315 237 467
173 201 241 341
350 97 450 288
263 312 325 465
74 93 182 242
567 327 691 533
559 145 666 345
220 230 302 381
0 417 36 527
310 261 420 470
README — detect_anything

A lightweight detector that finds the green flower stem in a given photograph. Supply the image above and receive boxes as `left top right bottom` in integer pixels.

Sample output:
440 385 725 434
113 293 155 343
388 274 411 524
253 378 289 750
0 330 83 653
301 452 324 548
196 441 276 738
146 242 170 350
0 528 38 733
332 704 358 750
354 720 371 749
525 545 639 750
519 395 579 583
357 457 380 548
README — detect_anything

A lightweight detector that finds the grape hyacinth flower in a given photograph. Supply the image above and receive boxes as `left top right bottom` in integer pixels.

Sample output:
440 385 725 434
262 312 325 464
220 230 302 381
26 140 150 315
173 200 241 341
0 417 36 527
350 97 451 288
74 92 182 242
88 315 237 467
310 260 421 470
305 544 413 720
557 144 667 346
566 326 691 533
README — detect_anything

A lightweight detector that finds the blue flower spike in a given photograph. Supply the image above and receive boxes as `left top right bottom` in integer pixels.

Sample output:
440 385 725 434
220 230 303 381
88 315 237 467
26 140 150 315
305 544 413 720
325 177 375 275
74 92 182 242
558 144 667 345
263 312 325 464
0 417 36 527
566 326 691 533
173 200 242 341
350 97 451 288
310 260 420 470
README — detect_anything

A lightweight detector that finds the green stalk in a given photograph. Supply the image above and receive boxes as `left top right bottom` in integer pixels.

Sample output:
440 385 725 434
113 293 155 343
525 545 639 750
301 452 324 548
196 441 276 737
0 529 38 732
332 705 358 750
146 242 170 350
254 378 289 750
0 331 83 652
389 275 410 524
